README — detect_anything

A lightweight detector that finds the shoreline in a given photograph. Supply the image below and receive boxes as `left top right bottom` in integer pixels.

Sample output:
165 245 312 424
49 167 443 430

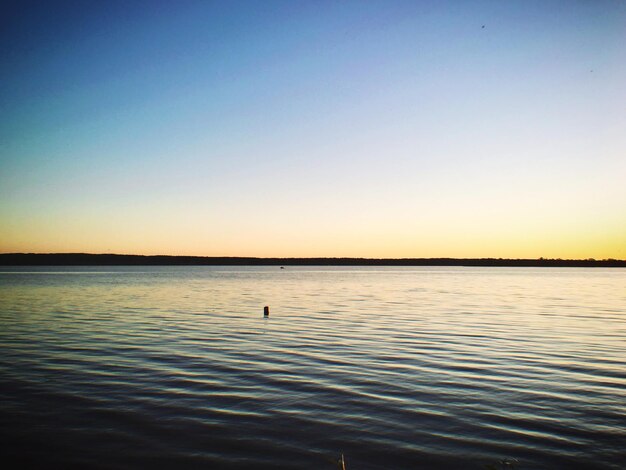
1 253 624 267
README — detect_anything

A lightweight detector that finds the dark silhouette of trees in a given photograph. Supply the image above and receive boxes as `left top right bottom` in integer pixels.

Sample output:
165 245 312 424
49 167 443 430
0 253 624 267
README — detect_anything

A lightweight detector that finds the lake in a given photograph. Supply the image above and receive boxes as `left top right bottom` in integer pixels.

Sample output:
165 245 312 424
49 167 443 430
0 266 624 469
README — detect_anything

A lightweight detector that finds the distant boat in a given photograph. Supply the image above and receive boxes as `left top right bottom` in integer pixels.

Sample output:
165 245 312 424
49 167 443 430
280 266 285 269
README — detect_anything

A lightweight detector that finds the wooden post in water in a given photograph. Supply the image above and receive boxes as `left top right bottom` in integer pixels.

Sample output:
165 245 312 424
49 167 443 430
264 306 269 317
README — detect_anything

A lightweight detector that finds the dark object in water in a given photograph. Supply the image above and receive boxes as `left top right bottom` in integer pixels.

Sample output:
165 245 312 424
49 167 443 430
280 266 285 269
264 306 269 316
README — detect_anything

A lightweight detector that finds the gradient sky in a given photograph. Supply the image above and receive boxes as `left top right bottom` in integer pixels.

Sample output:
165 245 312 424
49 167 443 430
1 0 625 258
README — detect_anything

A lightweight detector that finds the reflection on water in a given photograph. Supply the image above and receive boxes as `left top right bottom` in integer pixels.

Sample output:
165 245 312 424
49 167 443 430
0 266 624 469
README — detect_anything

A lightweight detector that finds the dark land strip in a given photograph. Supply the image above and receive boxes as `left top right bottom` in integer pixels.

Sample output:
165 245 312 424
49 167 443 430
1 253 624 267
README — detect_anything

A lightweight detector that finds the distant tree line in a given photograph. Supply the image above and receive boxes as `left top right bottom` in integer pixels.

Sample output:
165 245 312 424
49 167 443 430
0 253 624 267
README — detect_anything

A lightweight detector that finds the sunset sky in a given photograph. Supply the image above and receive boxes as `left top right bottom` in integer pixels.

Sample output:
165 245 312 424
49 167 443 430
1 0 625 259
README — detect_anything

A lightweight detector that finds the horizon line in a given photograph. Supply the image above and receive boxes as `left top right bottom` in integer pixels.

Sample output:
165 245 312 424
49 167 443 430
1 253 624 267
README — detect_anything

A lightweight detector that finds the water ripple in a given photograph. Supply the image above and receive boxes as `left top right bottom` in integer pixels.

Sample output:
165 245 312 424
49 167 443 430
1 266 625 469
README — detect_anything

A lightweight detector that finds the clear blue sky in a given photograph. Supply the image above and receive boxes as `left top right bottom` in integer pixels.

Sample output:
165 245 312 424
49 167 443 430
1 0 625 257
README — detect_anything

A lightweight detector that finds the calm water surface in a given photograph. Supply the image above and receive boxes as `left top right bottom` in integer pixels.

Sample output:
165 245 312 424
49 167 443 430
0 266 624 469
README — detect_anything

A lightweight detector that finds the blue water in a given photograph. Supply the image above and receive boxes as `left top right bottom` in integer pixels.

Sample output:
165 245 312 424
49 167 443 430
0 266 624 469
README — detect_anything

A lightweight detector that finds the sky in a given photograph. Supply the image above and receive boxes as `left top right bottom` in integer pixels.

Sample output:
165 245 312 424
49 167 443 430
1 0 625 259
